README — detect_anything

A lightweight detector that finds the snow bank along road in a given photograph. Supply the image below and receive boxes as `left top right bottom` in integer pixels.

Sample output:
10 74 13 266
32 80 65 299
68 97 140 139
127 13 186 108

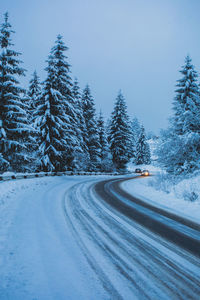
0 175 200 299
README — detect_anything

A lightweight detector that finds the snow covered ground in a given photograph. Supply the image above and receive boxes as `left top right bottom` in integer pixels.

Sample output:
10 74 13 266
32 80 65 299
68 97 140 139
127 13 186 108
123 164 200 223
0 174 199 299
0 175 112 300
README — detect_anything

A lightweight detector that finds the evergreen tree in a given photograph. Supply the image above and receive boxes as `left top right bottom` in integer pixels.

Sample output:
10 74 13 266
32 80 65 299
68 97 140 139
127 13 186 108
97 111 112 171
131 117 141 161
172 55 200 135
21 90 38 171
108 91 133 170
28 71 44 171
158 56 200 174
28 71 41 121
81 85 101 171
106 117 112 138
72 78 89 169
35 35 78 171
158 128 200 174
0 12 34 172
135 125 151 165
132 117 141 144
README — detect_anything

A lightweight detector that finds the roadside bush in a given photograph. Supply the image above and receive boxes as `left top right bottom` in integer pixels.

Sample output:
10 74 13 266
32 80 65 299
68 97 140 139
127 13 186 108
148 172 177 194
149 171 200 203
182 190 198 202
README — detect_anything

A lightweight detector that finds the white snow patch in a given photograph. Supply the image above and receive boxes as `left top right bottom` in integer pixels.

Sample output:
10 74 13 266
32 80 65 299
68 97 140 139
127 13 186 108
0 175 111 299
0 177 57 267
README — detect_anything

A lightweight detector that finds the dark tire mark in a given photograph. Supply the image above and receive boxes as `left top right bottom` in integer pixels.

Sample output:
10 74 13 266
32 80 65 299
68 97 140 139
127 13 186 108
94 177 200 258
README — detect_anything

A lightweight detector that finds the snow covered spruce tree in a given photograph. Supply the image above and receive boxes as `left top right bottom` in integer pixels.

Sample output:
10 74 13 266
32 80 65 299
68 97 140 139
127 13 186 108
135 125 151 165
108 91 133 170
28 71 42 166
81 85 101 171
97 111 112 172
0 12 34 172
131 116 141 161
72 78 89 169
28 71 42 122
34 35 78 171
132 117 141 144
157 55 200 174
172 55 200 135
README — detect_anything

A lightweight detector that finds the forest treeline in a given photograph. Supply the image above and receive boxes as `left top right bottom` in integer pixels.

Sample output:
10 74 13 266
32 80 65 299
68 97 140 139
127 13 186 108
0 13 150 173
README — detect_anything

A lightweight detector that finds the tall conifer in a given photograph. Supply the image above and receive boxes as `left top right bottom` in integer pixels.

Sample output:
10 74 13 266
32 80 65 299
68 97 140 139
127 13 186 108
82 85 101 171
72 78 89 169
35 35 78 171
97 111 112 171
108 91 133 170
135 125 151 165
158 56 200 174
172 55 200 135
0 12 34 172
28 71 42 121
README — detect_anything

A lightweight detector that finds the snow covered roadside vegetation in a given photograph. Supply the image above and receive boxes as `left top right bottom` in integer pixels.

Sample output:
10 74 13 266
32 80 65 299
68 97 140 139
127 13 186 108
122 167 200 222
124 55 200 223
148 172 200 202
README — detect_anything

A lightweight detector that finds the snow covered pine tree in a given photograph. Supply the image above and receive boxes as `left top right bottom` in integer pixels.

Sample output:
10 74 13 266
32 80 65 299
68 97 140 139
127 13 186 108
97 111 112 172
81 85 101 171
0 12 34 172
72 78 89 170
28 71 42 123
131 116 141 162
108 91 133 170
135 125 151 165
157 55 200 174
34 35 78 172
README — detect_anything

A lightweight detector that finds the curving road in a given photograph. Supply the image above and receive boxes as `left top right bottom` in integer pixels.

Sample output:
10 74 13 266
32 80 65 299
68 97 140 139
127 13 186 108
95 176 200 257
0 175 200 299
65 175 200 299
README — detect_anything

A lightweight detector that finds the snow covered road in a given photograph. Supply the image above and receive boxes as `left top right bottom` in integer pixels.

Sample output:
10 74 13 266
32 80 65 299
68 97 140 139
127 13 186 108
67 177 200 299
0 175 200 299
0 176 109 300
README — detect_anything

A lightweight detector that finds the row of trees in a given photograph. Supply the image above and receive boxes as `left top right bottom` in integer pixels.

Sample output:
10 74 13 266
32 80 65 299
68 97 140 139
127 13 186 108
0 13 151 173
157 55 200 175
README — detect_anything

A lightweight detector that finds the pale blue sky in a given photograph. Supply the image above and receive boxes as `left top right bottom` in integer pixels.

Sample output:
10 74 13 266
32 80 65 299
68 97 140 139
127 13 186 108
1 0 200 133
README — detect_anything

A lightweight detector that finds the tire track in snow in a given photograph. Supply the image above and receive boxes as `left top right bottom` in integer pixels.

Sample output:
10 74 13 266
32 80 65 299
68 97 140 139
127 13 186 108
86 181 200 299
96 178 200 256
62 180 123 300
63 177 200 299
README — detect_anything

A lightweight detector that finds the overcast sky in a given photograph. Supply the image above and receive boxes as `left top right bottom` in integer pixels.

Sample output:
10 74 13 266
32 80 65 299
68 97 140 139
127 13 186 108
1 0 200 133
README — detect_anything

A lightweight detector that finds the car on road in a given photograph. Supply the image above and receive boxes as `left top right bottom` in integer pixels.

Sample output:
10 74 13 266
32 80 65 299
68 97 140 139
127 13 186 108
141 170 150 176
135 168 142 173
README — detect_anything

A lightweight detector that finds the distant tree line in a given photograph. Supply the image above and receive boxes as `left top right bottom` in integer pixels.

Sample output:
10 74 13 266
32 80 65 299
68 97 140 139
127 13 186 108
0 13 151 173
